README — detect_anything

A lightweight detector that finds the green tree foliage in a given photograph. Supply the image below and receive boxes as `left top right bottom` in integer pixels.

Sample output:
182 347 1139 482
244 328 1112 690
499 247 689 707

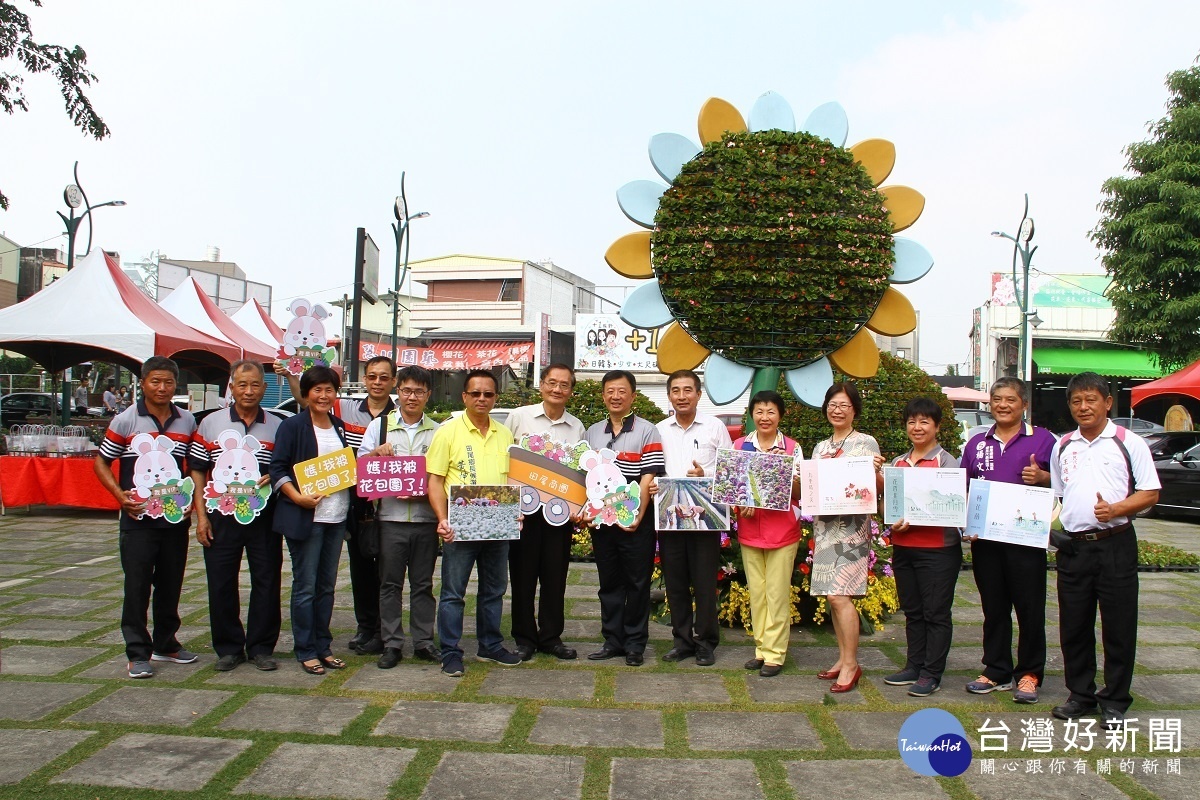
565 378 666 428
495 382 540 410
1093 57 1200 372
0 0 109 209
778 352 961 459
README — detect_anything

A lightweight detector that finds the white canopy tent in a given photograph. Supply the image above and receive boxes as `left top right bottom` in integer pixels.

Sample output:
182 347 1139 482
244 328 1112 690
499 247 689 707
159 277 277 363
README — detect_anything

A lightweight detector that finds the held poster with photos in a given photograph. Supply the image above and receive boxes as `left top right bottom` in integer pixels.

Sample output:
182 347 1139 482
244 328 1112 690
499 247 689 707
712 448 796 511
653 478 730 531
964 478 1054 549
883 467 968 526
799 456 876 516
448 485 522 541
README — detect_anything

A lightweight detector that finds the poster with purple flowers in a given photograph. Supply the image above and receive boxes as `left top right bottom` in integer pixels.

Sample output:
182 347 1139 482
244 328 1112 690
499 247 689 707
712 449 795 511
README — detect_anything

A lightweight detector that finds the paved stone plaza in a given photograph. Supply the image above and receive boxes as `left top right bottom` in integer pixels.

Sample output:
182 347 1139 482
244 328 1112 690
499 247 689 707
0 508 1196 799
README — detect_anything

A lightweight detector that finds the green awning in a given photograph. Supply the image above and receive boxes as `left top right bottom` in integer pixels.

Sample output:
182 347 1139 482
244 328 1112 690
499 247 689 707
1034 347 1164 379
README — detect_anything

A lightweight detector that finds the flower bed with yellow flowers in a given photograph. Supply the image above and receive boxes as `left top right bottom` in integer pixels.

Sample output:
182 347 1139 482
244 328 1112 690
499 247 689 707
573 515 900 634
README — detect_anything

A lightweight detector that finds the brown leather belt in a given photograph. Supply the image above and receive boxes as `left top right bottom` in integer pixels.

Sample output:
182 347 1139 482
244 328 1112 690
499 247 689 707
1067 522 1132 541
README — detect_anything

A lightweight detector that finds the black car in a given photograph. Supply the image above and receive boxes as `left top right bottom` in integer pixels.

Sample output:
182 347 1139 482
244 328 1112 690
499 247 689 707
0 392 62 424
1142 431 1200 462
1151 442 1200 517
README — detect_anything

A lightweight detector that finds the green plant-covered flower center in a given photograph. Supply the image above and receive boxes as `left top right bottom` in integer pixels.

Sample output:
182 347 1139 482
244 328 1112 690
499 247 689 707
652 129 895 368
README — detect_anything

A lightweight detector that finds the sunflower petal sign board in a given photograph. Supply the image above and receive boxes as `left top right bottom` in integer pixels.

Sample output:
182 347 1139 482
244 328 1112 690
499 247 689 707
712 448 795 511
882 467 967 526
964 479 1053 549
276 298 339 376
654 477 729 531
449 485 521 541
606 91 933 408
507 441 588 527
799 456 876 516
356 455 427 499
293 446 357 497
202 429 271 524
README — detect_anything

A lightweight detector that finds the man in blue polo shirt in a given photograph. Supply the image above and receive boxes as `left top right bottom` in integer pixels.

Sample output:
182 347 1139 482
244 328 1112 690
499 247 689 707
190 360 283 672
95 356 198 679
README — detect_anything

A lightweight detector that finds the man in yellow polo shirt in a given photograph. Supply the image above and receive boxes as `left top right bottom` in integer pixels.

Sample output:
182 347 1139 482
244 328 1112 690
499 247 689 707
427 369 518 677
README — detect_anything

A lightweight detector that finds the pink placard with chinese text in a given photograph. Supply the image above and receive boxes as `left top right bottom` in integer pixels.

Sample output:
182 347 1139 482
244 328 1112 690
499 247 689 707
355 455 428 499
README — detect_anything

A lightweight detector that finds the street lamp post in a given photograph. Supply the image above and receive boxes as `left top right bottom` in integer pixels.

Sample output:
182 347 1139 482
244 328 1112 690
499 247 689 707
991 194 1039 411
390 172 429 358
55 161 126 424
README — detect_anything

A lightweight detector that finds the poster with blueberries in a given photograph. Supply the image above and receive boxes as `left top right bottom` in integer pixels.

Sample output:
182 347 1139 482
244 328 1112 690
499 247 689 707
448 485 521 541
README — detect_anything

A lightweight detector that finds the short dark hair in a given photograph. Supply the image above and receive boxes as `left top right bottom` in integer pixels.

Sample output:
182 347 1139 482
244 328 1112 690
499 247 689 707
823 381 862 417
300 365 340 397
1067 371 1111 400
463 369 497 392
140 356 179 381
396 365 432 389
989 376 1028 403
364 355 396 376
749 390 786 417
666 369 701 393
541 363 576 387
229 360 265 380
902 396 942 425
601 369 636 392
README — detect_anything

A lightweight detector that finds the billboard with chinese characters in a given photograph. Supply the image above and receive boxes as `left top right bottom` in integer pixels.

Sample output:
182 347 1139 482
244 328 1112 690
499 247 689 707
574 313 659 372
989 273 1111 309
358 341 535 371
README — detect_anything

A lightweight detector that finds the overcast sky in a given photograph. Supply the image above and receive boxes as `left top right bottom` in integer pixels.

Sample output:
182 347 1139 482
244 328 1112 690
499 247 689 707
3 0 1199 374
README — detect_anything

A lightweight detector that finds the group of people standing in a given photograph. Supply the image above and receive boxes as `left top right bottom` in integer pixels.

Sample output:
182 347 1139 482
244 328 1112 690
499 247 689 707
95 355 1158 724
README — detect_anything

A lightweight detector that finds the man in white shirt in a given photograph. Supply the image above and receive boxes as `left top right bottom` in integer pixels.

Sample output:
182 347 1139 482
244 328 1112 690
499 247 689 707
655 369 733 666
505 364 587 661
1049 372 1159 728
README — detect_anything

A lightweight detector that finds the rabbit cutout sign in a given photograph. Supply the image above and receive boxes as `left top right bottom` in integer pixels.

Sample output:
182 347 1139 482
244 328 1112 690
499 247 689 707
579 448 640 528
203 429 272 524
276 298 339 376
129 432 194 523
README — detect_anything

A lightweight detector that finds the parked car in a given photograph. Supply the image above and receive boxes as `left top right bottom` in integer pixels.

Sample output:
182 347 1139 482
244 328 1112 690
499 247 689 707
1151 442 1200 517
1142 431 1200 462
954 409 994 442
1111 416 1165 435
715 412 745 441
0 392 62 424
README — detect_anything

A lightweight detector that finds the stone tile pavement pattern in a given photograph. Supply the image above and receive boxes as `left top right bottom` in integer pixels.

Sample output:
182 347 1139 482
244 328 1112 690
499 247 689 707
0 509 1196 798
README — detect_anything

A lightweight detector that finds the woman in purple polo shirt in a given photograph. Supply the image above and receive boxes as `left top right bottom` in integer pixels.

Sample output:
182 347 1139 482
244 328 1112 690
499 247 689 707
961 377 1056 704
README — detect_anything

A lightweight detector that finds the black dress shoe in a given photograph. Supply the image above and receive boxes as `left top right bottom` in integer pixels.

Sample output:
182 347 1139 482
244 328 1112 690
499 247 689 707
759 663 783 677
354 637 384 655
1101 706 1126 729
215 653 245 672
625 652 644 667
413 646 440 663
1052 700 1099 720
695 650 716 666
516 645 536 662
378 647 403 669
745 658 765 670
588 646 625 661
348 634 366 650
662 647 696 662
541 644 577 660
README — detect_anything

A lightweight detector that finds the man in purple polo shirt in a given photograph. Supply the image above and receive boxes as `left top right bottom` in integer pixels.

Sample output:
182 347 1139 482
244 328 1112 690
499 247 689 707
961 377 1056 704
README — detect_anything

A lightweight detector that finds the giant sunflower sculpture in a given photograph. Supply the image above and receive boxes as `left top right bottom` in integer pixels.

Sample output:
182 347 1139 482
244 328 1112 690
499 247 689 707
605 92 933 407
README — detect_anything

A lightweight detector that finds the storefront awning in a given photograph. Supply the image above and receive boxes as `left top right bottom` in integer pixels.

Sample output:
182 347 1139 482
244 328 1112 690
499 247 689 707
1034 347 1164 379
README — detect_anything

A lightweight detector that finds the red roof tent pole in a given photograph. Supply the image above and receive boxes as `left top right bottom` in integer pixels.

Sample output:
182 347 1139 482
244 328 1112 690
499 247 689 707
104 253 241 365
1130 358 1200 408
